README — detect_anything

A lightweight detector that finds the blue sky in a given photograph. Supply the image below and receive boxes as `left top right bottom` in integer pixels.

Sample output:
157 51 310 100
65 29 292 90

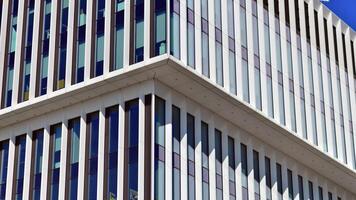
322 0 356 31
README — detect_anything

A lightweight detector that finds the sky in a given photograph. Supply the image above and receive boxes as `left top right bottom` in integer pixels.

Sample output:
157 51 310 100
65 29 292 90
322 0 356 31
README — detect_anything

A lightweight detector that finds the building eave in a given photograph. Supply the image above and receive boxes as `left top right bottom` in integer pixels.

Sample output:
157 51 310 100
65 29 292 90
0 56 355 194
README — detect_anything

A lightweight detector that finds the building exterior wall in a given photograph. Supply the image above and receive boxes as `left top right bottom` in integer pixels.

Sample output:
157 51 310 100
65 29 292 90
0 0 355 199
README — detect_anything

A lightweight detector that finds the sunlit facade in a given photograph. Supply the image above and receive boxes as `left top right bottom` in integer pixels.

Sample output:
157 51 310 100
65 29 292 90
0 0 355 199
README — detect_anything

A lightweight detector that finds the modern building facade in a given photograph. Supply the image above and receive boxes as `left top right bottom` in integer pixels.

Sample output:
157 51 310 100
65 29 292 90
0 0 355 199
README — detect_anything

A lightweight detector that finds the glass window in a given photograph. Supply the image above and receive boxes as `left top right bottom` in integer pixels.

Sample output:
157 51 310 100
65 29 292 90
19 0 35 102
68 118 80 200
14 135 26 200
242 58 249 103
49 124 62 200
308 181 314 200
241 144 248 200
216 40 223 86
288 169 293 200
201 122 209 200
202 29 209 77
93 0 105 77
74 0 86 84
125 100 139 199
104 106 119 199
187 7 195 68
130 0 144 64
37 0 52 96
187 114 195 200
253 150 260 199
0 141 9 200
319 187 323 200
298 175 304 200
265 157 272 200
172 106 181 200
255 59 262 110
276 163 282 200
31 130 44 200
2 0 19 108
228 137 235 199
153 0 167 56
170 0 180 59
54 0 68 90
155 97 165 200
215 130 223 200
113 0 125 70
86 112 99 200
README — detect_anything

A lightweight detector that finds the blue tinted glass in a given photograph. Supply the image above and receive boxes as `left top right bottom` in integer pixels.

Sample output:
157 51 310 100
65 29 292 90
106 107 119 199
15 136 26 199
87 113 99 199
68 118 80 200
0 141 9 200
127 100 139 198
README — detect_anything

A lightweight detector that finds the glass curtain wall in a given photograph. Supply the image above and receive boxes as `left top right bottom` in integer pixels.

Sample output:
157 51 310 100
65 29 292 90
30 130 44 200
0 141 9 200
48 124 62 200
19 0 35 102
2 0 19 108
37 0 52 96
155 97 166 200
55 0 69 90
67 118 80 199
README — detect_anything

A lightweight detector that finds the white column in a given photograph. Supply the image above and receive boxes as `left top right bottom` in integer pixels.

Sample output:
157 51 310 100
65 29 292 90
165 94 173 200
194 0 202 74
137 96 145 200
257 0 268 116
326 14 343 162
299 0 313 145
84 0 94 80
247 144 255 199
22 131 33 200
318 7 335 157
308 1 323 150
268 0 281 123
29 0 42 99
207 0 216 83
335 22 353 167
259 147 267 200
288 0 302 137
5 136 16 200
77 113 87 200
346 30 356 168
58 121 69 200
270 153 278 200
222 129 230 199
208 117 216 200
103 0 113 74
180 0 187 65
117 102 125 200
40 126 51 200
245 0 256 107
221 0 229 92
234 0 242 100
65 0 76 86
143 0 150 60
282 161 289 200
97 107 106 199
278 0 291 130
292 166 300 200
234 130 242 200
194 108 202 200
180 100 188 200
